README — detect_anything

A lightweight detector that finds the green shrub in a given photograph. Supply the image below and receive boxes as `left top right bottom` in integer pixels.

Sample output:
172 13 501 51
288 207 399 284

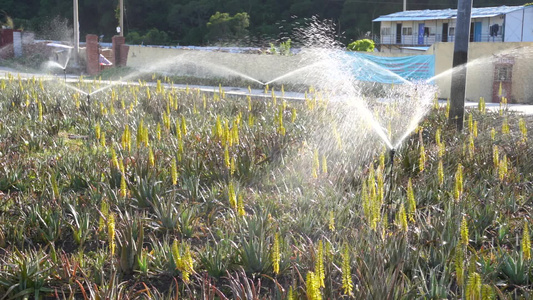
347 39 375 52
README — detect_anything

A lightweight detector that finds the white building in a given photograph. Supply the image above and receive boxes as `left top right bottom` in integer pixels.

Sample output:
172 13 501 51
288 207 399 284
373 5 533 52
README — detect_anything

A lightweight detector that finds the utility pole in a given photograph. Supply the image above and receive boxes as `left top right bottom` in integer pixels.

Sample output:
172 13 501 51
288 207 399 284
73 0 79 66
449 0 472 131
119 0 124 36
403 0 407 11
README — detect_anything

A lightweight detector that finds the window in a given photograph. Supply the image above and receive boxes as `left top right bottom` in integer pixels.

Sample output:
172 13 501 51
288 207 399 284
496 65 512 81
381 27 391 36
449 27 455 36
402 27 413 35
424 27 431 36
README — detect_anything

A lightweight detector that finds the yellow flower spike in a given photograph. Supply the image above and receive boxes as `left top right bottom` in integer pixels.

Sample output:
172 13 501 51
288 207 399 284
203 94 207 110
156 123 161 141
407 178 416 221
146 87 151 100
171 158 178 185
136 119 144 148
120 174 127 197
502 117 510 134
419 144 426 172
522 220 531 260
437 160 444 186
156 80 162 94
181 116 187 136
498 81 502 97
107 213 116 256
177 140 184 162
377 167 384 203
38 100 43 122
306 271 321 300
171 239 182 271
321 155 328 174
498 155 508 182
98 200 108 233
454 163 463 200
175 119 182 140
95 123 101 140
468 134 475 158
237 193 245 217
143 126 149 147
248 114 255 127
396 203 408 232
460 216 469 246
315 240 325 288
341 244 353 296
148 147 155 168
328 211 335 232
473 121 478 138
230 157 236 175
100 131 106 148
287 287 295 300
465 272 481 300
492 145 499 169
228 181 236 208
478 97 486 114
291 107 297 123
111 147 119 169
272 233 280 274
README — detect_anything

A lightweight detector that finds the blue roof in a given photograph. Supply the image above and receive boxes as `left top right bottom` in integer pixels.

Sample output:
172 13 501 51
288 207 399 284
373 5 523 22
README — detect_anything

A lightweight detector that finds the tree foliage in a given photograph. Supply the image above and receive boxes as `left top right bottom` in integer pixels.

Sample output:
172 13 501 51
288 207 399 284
347 39 375 52
205 12 249 43
1 0 528 45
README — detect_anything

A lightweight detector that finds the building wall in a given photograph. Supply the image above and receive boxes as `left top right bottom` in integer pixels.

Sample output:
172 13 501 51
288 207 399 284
127 46 303 84
428 42 533 103
523 6 533 41
504 10 524 42
127 43 533 104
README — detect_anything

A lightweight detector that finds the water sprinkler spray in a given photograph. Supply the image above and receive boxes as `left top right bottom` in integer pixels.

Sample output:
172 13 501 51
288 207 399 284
87 93 91 120
64 68 67 82
387 147 396 204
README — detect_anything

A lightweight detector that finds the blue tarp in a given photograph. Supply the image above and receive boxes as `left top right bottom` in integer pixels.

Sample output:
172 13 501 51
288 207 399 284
346 52 435 84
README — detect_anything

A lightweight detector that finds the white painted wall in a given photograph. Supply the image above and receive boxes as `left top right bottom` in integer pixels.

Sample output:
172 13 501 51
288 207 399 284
13 31 22 57
524 6 533 41
504 9 524 42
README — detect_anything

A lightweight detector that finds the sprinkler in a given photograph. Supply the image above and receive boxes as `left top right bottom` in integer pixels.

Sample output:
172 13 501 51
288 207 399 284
64 68 67 82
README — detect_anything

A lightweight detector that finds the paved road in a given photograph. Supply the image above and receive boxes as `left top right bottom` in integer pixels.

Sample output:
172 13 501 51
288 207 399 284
1 67 532 115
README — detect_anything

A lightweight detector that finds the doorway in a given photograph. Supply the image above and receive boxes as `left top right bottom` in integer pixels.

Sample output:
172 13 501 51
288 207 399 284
396 24 402 44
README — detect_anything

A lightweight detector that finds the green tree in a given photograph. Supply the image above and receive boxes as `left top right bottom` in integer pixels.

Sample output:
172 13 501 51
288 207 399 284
347 39 375 52
206 12 249 43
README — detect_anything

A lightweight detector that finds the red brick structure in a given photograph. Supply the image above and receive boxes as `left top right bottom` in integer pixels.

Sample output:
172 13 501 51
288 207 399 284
0 29 15 59
112 35 129 67
85 34 99 75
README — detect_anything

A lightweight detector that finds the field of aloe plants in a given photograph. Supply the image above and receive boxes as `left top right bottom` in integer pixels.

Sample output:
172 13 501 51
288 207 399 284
0 73 532 299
